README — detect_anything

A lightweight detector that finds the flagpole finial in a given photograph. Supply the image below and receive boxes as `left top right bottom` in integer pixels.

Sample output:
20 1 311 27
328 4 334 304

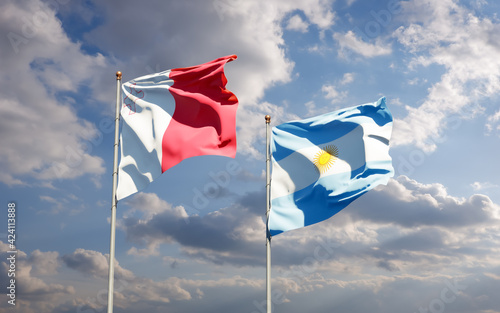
116 71 122 80
265 115 271 123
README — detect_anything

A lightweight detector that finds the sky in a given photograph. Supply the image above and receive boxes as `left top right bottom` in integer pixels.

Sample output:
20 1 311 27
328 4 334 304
1 0 500 312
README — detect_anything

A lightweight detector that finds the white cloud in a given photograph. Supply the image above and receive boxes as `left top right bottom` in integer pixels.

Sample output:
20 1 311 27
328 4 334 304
0 244 240 312
333 30 392 58
350 176 500 229
119 192 267 266
0 0 107 185
307 44 333 55
486 109 500 135
392 0 500 151
162 256 187 269
341 72 355 85
471 181 499 191
321 84 348 106
127 243 161 257
0 242 73 313
62 248 135 280
304 100 330 117
322 84 345 102
29 250 60 275
116 174 500 275
273 0 336 29
59 244 263 311
307 73 354 116
407 77 427 85
286 14 309 33
4 169 500 312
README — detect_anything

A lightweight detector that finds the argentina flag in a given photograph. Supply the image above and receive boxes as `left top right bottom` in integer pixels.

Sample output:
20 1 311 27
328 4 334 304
268 97 394 236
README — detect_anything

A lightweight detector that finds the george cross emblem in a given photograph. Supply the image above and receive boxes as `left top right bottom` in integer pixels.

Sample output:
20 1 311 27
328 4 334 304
123 83 144 115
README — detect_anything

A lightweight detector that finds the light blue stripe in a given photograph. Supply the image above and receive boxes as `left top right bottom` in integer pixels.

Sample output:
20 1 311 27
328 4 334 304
269 159 393 236
272 97 391 162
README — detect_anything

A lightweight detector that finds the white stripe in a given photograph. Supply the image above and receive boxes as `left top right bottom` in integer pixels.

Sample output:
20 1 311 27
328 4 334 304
116 72 176 200
121 81 174 165
128 69 172 84
271 123 392 200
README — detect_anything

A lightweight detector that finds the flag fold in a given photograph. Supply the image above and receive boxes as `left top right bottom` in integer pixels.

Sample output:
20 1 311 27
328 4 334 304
268 97 393 236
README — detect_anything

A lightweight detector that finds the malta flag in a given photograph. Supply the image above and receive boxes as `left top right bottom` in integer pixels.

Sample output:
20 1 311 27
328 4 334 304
116 55 239 200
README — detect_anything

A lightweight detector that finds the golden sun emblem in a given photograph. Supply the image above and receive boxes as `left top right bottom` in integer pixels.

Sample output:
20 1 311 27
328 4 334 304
313 145 339 174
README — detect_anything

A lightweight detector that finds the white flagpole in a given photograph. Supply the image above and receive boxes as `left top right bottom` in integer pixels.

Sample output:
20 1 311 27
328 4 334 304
265 115 272 313
107 71 122 313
